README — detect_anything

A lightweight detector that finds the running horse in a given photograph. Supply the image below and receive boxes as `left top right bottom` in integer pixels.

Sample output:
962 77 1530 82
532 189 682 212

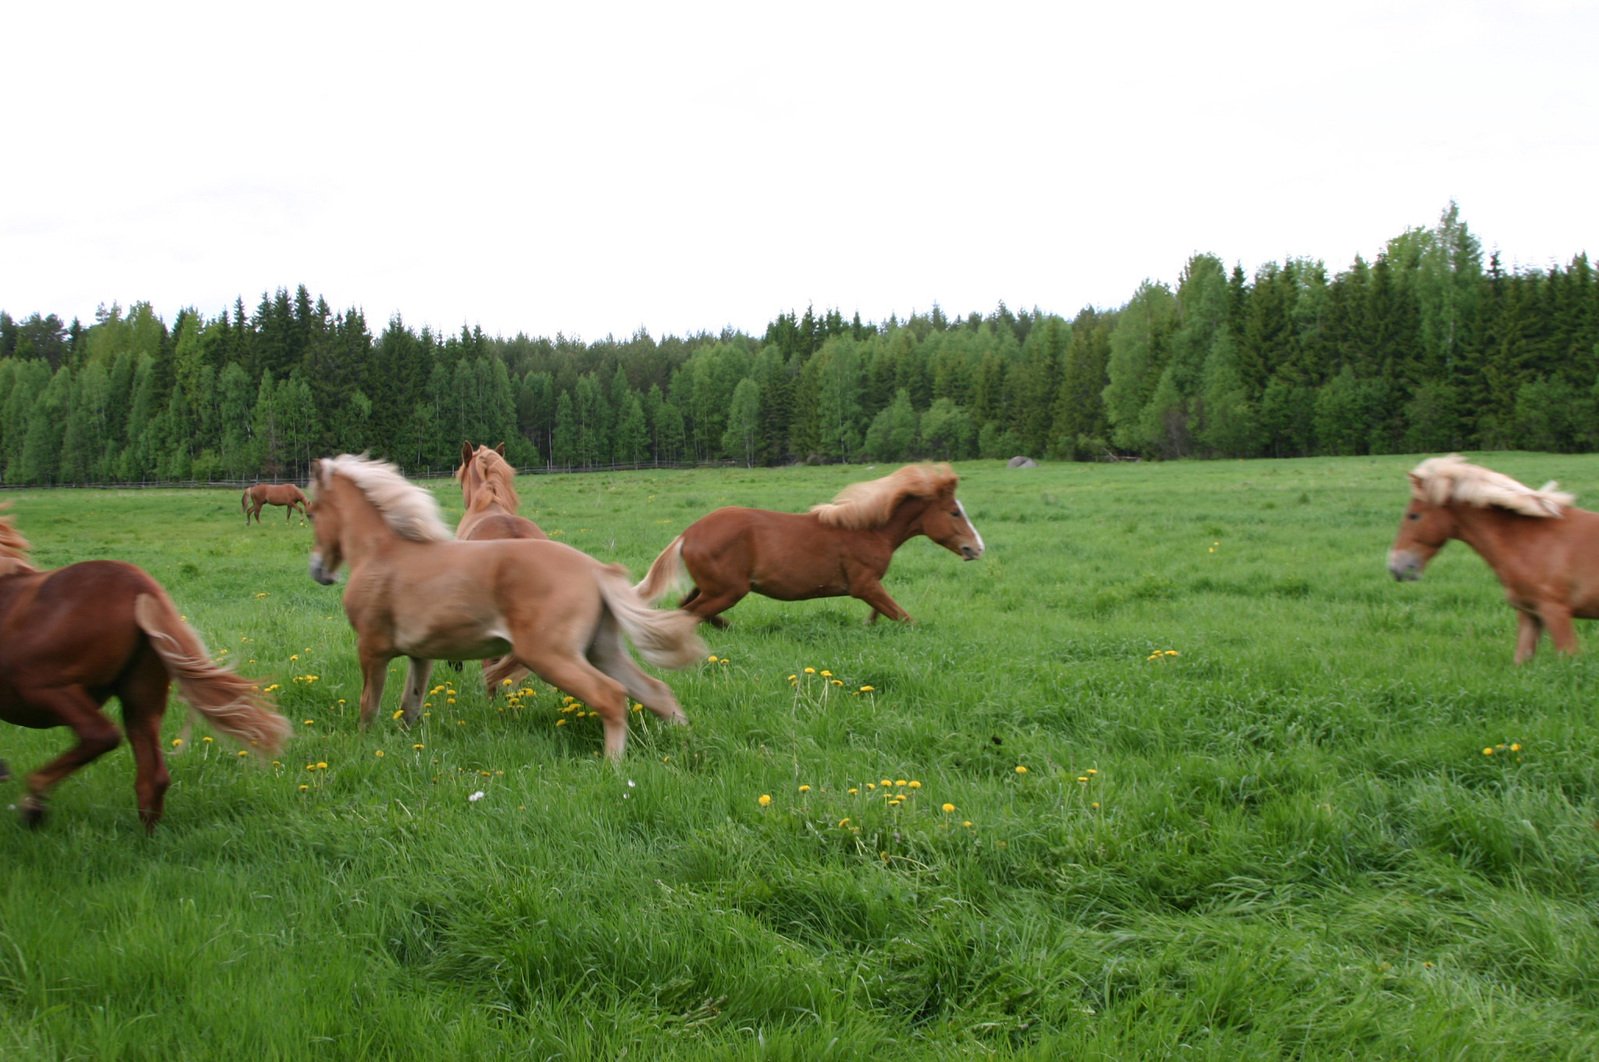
306 454 704 760
455 441 546 541
243 482 309 524
634 463 986 626
0 506 291 831
1388 453 1599 662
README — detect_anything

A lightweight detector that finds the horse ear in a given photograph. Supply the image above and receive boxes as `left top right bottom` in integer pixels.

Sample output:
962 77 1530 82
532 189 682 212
495 442 506 456
461 441 474 464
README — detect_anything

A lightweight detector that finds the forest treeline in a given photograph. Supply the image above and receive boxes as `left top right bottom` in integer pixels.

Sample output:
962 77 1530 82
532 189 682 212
1 204 1595 485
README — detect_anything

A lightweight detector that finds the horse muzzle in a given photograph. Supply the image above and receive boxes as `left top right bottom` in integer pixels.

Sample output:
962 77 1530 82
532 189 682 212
309 553 339 585
1387 550 1423 582
960 544 983 561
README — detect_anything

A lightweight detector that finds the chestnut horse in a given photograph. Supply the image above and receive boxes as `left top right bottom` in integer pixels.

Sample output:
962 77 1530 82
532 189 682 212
635 463 985 626
1388 454 1599 662
0 507 290 831
455 441 546 541
306 454 704 759
244 482 309 524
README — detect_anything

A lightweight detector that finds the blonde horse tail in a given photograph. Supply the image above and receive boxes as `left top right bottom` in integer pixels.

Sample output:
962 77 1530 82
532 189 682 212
632 535 688 605
599 564 706 669
133 592 293 756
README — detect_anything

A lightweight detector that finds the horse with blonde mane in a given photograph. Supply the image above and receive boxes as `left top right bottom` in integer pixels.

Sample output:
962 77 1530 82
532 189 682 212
0 505 290 831
306 455 703 759
1388 454 1599 662
454 441 546 541
635 463 985 626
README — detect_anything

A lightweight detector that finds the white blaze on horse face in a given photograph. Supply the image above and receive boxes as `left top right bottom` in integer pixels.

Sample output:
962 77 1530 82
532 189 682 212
956 500 985 559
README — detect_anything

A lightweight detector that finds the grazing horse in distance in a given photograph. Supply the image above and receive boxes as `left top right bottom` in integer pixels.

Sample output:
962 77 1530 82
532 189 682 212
0 506 290 831
244 482 309 524
454 441 546 541
635 463 986 627
1388 453 1599 662
306 454 704 760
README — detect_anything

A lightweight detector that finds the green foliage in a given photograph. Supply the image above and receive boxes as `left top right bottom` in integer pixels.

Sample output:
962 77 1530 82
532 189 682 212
1 208 1597 483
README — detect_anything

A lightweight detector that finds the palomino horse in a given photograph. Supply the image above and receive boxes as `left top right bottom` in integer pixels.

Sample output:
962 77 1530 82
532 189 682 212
455 441 546 541
635 463 985 626
1388 454 1599 662
244 482 309 524
306 454 704 759
0 507 290 831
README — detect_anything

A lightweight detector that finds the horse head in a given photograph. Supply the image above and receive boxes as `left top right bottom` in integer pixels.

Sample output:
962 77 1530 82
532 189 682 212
922 484 986 561
306 459 344 584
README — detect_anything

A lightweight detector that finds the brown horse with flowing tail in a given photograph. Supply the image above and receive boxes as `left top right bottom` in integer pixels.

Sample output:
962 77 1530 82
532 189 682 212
455 441 546 541
1388 454 1599 662
244 482 309 524
306 454 704 760
0 506 291 831
635 463 985 627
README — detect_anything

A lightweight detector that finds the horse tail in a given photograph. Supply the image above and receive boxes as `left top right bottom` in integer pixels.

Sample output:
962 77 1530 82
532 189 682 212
598 563 705 669
241 489 249 513
132 592 293 756
633 535 688 605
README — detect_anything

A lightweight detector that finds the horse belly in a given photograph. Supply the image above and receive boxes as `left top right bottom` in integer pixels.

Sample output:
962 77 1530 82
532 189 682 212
392 608 511 660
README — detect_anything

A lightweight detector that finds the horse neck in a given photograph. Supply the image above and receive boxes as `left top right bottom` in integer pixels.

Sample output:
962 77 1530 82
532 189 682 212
1450 504 1534 568
879 496 932 547
331 480 405 562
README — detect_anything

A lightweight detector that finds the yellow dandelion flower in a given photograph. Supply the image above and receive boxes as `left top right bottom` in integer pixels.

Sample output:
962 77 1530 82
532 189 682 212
895 779 907 787
374 750 385 758
1482 747 1494 756
820 670 832 677
171 738 184 748
962 820 973 828
290 654 299 662
707 654 719 663
1087 768 1099 775
298 784 309 792
303 719 315 726
787 674 798 682
848 787 859 795
758 794 772 807
907 780 922 789
865 783 875 790
859 685 875 692
941 803 955 813
880 778 893 787
392 709 405 720
1510 743 1522 752
838 817 850 827
1091 802 1101 809
1015 765 1029 775
1077 776 1089 783
803 667 816 674
798 784 811 793
412 743 425 750
237 750 249 758
202 736 214 744
556 719 567 727
316 761 327 770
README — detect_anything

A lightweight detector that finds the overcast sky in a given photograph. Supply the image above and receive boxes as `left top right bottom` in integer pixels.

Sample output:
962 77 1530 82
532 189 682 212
4 1 1594 342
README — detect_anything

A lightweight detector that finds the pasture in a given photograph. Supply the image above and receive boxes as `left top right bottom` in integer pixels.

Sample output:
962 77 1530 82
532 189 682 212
1 455 1597 1059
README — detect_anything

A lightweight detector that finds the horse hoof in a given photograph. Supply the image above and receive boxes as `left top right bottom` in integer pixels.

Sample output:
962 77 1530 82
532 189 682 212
18 795 46 829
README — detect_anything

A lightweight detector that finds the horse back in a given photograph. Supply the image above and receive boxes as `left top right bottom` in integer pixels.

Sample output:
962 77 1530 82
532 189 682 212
681 507 884 594
0 561 159 703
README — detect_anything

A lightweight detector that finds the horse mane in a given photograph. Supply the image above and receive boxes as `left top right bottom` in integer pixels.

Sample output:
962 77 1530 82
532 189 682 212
461 447 521 511
811 463 957 530
1410 454 1575 518
0 504 38 576
317 454 453 541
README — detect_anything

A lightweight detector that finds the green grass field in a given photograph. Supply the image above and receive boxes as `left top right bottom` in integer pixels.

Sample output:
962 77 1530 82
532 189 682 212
2 455 1597 1059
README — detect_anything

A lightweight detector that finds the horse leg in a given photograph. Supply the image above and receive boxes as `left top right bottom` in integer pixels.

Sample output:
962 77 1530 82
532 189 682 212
119 662 173 833
851 580 912 624
398 657 434 727
519 651 633 760
589 617 687 726
1540 605 1579 657
1515 611 1545 664
15 688 123 828
357 647 395 729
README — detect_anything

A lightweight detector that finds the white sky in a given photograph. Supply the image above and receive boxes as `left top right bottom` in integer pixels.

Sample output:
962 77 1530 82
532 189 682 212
3 1 1595 341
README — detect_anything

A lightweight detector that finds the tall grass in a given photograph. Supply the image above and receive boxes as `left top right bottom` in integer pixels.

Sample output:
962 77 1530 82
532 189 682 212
2 455 1597 1058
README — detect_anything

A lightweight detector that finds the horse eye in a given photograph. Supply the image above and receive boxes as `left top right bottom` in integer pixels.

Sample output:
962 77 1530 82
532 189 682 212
1407 512 1420 521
